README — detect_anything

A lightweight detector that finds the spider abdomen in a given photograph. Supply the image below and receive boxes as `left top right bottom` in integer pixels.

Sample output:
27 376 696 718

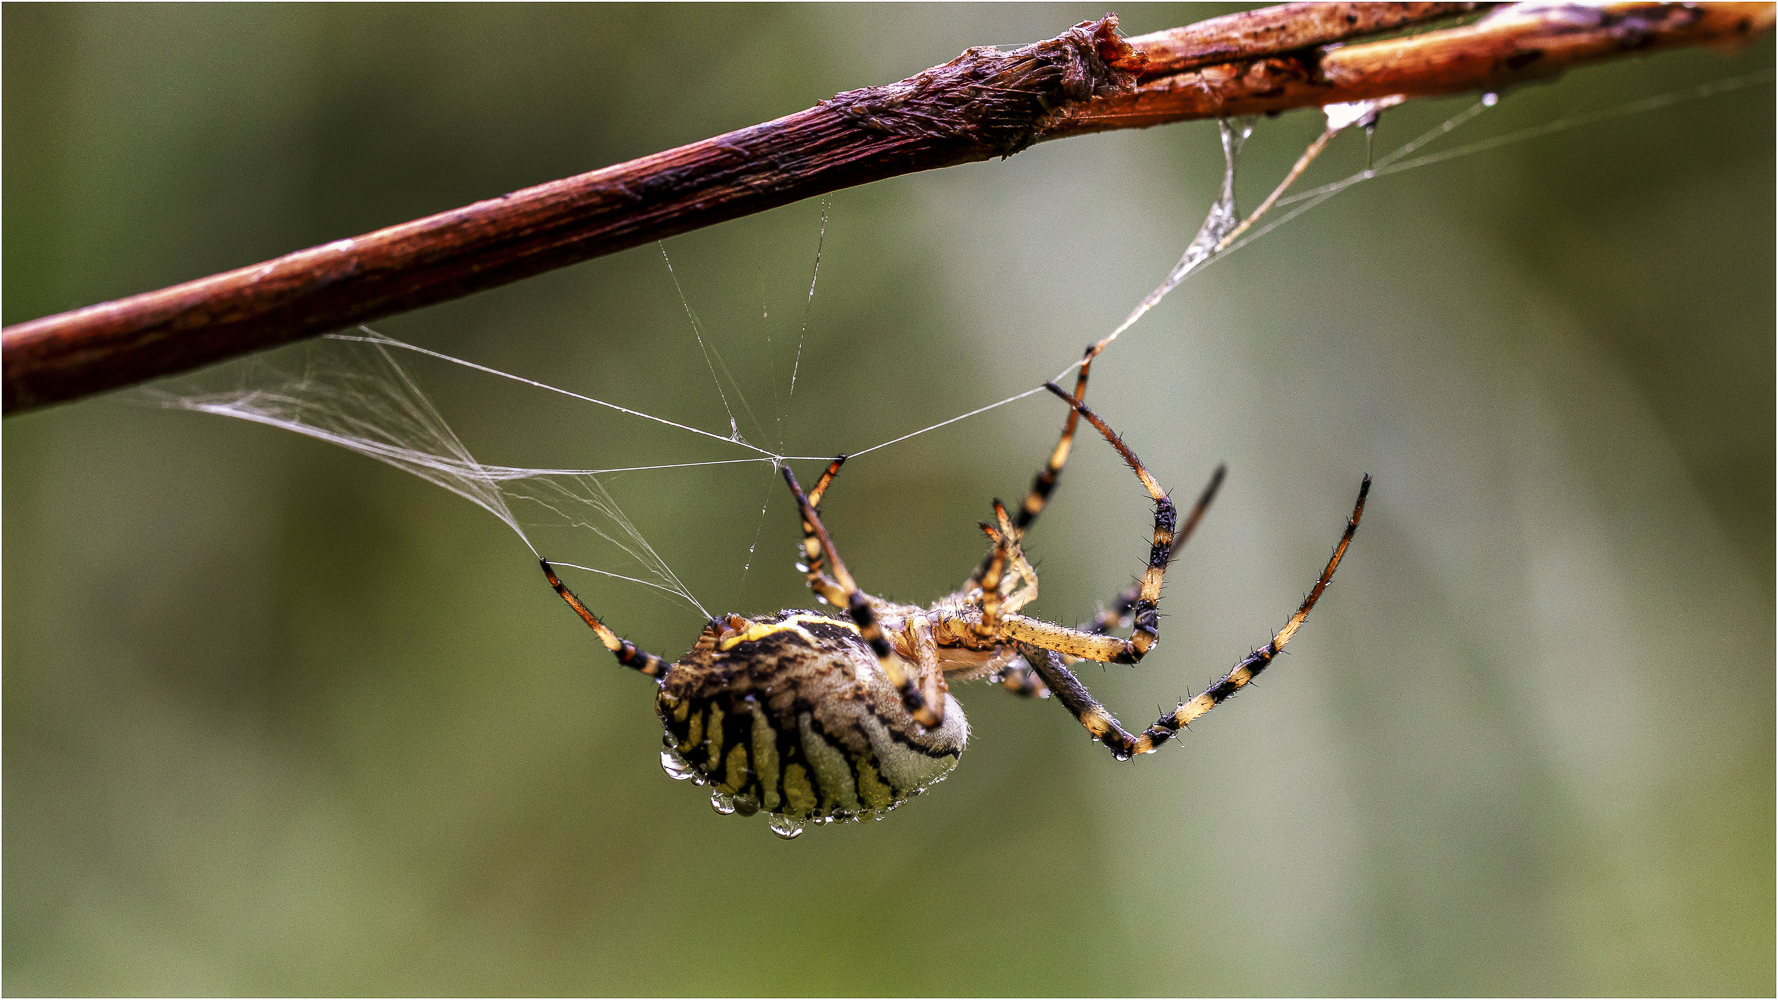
655 610 966 838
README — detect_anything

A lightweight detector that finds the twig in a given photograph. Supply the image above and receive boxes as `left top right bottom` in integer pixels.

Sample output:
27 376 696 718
1058 1 1774 131
4 1 1768 414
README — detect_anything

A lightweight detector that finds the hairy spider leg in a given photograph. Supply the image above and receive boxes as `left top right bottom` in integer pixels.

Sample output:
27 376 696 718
995 464 1227 699
986 500 1039 614
974 498 1041 642
1082 463 1226 636
1014 344 1094 532
540 559 670 679
973 500 1015 639
780 465 940 728
807 455 846 506
794 455 850 606
991 384 1179 665
969 345 1097 590
1026 475 1370 760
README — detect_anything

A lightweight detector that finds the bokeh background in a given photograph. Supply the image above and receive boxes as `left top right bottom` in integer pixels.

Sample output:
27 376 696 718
5 4 1772 994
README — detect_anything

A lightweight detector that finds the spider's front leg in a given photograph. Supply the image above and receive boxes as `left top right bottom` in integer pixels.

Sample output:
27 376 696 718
781 465 943 729
1081 463 1225 636
968 344 1097 591
1024 475 1370 760
995 464 1229 701
992 385 1180 665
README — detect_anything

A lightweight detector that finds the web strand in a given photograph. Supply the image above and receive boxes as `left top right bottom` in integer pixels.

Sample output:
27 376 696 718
157 72 1765 621
659 244 759 444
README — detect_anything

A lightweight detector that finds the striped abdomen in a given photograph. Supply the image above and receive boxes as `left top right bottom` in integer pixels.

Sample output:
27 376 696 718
654 610 967 838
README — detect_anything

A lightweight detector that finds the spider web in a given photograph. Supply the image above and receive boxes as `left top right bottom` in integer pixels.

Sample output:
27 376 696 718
147 68 1773 622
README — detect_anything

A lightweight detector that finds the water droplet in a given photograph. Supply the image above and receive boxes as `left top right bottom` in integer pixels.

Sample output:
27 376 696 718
1482 91 1499 107
661 749 697 781
768 814 805 840
733 793 760 817
711 791 737 815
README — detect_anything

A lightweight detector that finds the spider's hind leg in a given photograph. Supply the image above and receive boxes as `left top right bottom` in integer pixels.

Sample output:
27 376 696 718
541 559 669 679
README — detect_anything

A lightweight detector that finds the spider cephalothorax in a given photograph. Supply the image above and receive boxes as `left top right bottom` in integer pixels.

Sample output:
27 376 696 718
543 360 1368 838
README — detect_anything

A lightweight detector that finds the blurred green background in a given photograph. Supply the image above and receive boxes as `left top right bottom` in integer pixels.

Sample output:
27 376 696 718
5 4 1772 994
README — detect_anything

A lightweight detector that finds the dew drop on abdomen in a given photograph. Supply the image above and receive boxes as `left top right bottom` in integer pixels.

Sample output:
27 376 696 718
768 813 805 840
661 749 696 780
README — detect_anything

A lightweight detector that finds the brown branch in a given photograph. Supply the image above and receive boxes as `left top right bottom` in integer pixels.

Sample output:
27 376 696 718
4 1 1769 415
1122 1 1491 77
1053 0 1775 133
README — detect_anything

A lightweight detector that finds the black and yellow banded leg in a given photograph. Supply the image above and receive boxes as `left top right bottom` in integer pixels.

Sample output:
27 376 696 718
781 466 941 728
969 500 1041 651
973 499 1029 639
1015 344 1095 532
541 559 669 679
793 456 851 607
1019 645 1161 760
997 384 1178 666
1023 475 1369 760
1081 464 1226 636
970 345 1096 588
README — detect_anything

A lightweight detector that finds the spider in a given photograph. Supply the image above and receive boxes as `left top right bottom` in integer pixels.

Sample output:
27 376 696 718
541 358 1370 839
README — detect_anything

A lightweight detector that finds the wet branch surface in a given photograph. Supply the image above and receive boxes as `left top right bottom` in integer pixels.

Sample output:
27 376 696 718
5 0 1770 414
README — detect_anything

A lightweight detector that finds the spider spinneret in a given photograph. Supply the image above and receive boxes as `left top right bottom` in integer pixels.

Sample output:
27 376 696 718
542 357 1369 838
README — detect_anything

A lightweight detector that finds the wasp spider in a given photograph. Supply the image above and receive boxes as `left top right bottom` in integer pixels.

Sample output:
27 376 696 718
543 358 1369 839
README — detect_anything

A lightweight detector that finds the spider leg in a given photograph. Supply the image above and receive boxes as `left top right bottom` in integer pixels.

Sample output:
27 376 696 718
904 613 952 720
995 384 1179 665
781 466 942 728
1081 464 1225 636
794 456 850 607
540 559 670 680
806 455 845 507
995 460 1221 696
1013 344 1094 532
1020 476 1369 760
969 345 1096 588
988 505 1039 615
1022 473 1220 697
973 499 1035 638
